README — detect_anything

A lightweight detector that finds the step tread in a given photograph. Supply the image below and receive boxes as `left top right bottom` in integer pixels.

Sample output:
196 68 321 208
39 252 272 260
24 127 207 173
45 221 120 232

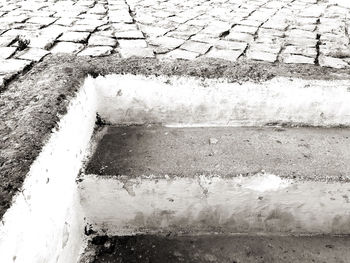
85 126 350 181
83 234 350 263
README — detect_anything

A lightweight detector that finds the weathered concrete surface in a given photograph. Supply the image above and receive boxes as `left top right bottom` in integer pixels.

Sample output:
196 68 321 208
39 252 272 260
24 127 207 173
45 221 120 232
79 173 350 235
91 74 350 127
1 54 349 220
81 234 350 263
0 53 349 219
85 125 350 181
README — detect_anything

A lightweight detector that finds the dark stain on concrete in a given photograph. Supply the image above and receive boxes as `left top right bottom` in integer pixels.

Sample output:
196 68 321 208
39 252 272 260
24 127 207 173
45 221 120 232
81 234 350 263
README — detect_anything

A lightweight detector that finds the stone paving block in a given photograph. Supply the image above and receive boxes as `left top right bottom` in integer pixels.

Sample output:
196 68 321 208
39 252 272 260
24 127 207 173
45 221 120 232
287 29 316 39
283 54 315 64
50 42 84 54
109 11 133 23
16 48 49 62
201 25 230 38
261 21 288 31
283 46 317 58
286 38 318 47
138 25 168 37
40 25 67 38
1 29 34 38
319 44 350 58
88 35 117 47
225 32 254 42
114 30 144 39
70 24 97 32
0 58 31 75
58 31 90 43
118 47 154 58
214 40 247 51
28 36 58 50
291 24 317 32
88 5 107 15
231 25 258 34
246 50 278 63
180 40 211 54
149 36 185 50
75 18 107 27
238 19 263 27
249 43 281 54
165 31 193 40
26 16 57 26
0 46 17 58
319 56 349 69
190 34 218 44
205 48 243 62
55 11 84 18
94 30 115 38
112 23 138 32
166 49 199 60
0 15 28 24
117 39 148 48
78 46 113 57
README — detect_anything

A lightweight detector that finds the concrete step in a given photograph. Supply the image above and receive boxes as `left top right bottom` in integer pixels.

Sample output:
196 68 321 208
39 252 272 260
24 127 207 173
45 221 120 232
81 234 350 263
79 125 350 236
85 125 350 180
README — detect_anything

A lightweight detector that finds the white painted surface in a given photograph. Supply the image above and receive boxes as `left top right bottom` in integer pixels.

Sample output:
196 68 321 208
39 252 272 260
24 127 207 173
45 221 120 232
2 73 350 262
0 79 98 263
92 74 350 127
79 174 350 235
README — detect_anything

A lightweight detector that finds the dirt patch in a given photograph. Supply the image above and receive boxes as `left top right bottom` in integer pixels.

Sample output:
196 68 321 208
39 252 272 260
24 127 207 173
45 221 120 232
1 54 349 219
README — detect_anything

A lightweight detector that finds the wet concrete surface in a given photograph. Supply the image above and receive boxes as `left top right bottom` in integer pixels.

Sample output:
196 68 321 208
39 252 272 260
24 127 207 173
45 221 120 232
85 125 350 181
83 234 350 263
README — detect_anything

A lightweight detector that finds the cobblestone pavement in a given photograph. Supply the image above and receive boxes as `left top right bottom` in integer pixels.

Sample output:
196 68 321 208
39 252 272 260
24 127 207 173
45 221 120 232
0 0 350 85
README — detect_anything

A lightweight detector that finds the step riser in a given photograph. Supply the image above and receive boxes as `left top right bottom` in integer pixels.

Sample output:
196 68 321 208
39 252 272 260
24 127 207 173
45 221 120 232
79 174 350 235
91 75 350 127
